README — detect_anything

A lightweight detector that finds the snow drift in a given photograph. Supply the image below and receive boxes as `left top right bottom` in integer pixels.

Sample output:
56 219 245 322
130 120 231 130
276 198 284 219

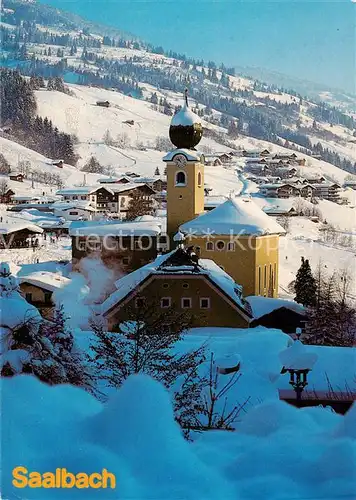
1 374 355 500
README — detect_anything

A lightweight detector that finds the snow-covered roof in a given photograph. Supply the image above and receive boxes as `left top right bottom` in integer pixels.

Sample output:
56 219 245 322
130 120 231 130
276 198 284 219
52 200 95 212
180 198 286 236
246 296 306 320
101 249 251 317
204 196 228 208
163 149 201 162
96 182 150 194
69 219 162 237
170 101 201 127
0 220 43 235
19 272 70 292
56 187 94 196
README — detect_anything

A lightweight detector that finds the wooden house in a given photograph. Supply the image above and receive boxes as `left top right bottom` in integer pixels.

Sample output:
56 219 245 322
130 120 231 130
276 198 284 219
0 188 15 204
20 272 70 319
9 173 25 182
96 100 110 107
70 219 162 271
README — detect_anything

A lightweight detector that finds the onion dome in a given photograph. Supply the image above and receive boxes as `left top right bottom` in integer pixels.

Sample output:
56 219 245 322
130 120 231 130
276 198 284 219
169 89 203 150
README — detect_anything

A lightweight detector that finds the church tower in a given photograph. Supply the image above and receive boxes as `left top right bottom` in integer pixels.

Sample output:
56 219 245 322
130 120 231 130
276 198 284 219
163 90 205 243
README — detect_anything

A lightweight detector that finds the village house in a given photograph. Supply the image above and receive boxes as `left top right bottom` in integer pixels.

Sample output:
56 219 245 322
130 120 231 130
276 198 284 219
98 175 132 185
273 166 298 179
56 187 93 202
100 246 252 331
0 188 15 204
344 180 356 190
57 183 155 217
89 183 155 215
96 100 110 107
0 220 43 248
204 154 222 166
260 183 314 199
52 201 96 221
242 148 270 158
303 176 327 184
273 152 298 161
70 219 162 272
9 173 25 182
245 163 270 176
19 272 70 319
312 182 341 202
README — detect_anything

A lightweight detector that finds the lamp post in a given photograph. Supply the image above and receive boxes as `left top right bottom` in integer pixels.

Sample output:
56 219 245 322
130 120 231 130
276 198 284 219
279 335 318 405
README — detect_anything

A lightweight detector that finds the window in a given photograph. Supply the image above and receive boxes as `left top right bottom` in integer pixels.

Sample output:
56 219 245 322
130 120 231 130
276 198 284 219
175 171 186 186
206 241 214 251
182 283 189 289
81 196 87 200
264 265 267 289
197 171 202 187
120 197 125 207
134 240 142 250
227 242 235 251
258 266 261 295
72 195 78 200
181 297 192 309
216 240 225 250
69 211 78 216
135 297 145 308
122 257 130 265
25 293 32 302
44 292 52 304
162 283 170 289
200 298 210 309
161 297 171 308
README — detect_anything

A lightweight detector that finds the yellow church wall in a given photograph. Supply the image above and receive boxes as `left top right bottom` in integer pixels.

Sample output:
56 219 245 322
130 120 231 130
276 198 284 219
184 234 279 297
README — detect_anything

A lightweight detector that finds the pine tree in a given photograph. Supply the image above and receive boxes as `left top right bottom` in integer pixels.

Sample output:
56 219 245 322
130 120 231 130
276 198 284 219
0 266 94 391
0 153 11 174
294 257 317 306
154 166 160 176
81 156 104 174
103 129 113 146
126 191 154 220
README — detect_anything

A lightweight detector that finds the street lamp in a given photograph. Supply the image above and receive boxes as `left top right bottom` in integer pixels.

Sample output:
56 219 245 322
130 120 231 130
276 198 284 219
279 335 318 404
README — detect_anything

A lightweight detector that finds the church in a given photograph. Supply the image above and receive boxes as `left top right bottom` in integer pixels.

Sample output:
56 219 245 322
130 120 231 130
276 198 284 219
101 92 285 331
163 90 285 298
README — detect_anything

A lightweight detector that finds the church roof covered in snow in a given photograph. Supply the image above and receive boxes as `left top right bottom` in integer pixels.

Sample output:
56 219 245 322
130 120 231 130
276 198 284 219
180 197 286 236
170 102 201 128
162 149 202 162
101 247 251 318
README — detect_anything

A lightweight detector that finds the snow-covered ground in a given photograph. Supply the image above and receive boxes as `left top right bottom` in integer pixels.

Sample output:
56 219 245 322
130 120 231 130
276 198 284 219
2 371 355 500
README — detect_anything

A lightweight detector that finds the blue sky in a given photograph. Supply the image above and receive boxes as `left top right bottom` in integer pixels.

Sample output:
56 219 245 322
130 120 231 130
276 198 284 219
42 0 355 93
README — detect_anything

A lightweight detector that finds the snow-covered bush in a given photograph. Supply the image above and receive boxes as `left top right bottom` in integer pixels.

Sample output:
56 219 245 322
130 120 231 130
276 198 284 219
0 262 93 391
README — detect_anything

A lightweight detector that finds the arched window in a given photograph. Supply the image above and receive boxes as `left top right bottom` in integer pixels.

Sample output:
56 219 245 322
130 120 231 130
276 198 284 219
216 240 225 251
175 171 186 186
206 241 214 251
197 171 202 187
227 242 235 251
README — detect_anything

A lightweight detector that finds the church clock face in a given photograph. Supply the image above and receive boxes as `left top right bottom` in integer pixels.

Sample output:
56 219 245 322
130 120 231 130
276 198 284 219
173 154 187 168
